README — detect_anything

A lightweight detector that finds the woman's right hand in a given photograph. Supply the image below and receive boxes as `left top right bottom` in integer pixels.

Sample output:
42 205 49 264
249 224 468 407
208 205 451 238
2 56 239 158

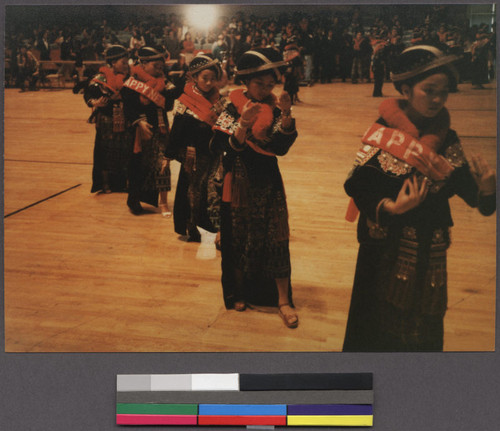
240 100 261 126
383 175 429 215
471 154 496 196
138 120 153 140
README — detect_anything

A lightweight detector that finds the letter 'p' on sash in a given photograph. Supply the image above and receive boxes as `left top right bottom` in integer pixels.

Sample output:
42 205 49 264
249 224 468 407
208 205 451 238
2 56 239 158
361 123 453 181
124 77 166 110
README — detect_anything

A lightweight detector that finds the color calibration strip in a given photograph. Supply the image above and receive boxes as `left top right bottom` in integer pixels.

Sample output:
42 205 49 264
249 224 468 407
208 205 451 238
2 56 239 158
116 373 373 427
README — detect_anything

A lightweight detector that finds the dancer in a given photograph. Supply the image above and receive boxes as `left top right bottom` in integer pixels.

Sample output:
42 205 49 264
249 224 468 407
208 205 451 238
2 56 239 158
167 53 227 241
84 45 131 193
122 46 185 215
211 48 299 328
343 46 496 352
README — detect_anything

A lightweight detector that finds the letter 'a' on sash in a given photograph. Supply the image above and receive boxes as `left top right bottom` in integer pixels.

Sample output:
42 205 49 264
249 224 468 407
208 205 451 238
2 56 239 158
124 76 166 109
362 123 453 181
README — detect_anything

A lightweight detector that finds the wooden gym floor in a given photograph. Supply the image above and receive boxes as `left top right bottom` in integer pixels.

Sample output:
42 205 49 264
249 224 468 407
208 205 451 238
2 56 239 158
3 79 497 352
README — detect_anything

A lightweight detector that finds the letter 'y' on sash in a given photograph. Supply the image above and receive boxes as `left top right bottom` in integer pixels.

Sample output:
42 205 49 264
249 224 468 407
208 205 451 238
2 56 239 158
124 77 166 109
362 123 453 181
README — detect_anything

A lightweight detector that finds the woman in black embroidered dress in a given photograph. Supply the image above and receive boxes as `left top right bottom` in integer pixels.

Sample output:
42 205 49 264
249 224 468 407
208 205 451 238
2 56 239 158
84 45 131 194
211 48 299 328
166 53 226 242
121 47 185 215
343 46 496 352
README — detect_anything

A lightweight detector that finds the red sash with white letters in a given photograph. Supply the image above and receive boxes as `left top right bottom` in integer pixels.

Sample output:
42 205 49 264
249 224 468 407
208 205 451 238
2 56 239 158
361 123 454 181
345 123 454 222
123 76 165 109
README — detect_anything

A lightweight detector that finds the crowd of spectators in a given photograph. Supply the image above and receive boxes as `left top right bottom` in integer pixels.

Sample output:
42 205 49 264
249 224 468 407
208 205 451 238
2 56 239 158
5 6 496 92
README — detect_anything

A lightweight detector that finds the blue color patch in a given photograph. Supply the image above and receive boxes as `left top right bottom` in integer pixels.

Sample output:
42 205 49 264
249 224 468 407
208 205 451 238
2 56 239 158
199 404 287 416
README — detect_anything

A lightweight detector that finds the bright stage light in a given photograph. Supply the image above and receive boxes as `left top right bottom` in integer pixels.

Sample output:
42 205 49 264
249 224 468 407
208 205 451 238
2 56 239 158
185 5 218 31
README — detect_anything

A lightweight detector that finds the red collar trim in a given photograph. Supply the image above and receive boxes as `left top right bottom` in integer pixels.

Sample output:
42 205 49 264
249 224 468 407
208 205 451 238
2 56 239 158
178 82 220 126
229 88 277 141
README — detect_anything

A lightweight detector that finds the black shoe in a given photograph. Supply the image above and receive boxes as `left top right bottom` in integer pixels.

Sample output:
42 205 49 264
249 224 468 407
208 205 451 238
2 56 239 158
127 199 143 215
187 228 201 242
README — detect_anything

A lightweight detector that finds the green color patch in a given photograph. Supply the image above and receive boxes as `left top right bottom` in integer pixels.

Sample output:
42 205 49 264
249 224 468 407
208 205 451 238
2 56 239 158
116 403 198 415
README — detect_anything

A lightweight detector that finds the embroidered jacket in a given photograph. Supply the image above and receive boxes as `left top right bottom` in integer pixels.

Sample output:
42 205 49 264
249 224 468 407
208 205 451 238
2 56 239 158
211 102 297 186
166 95 228 161
345 118 496 244
121 73 184 129
84 71 126 119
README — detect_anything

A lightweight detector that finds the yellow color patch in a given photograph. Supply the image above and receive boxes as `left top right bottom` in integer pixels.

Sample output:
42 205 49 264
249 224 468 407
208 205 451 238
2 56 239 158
287 415 373 426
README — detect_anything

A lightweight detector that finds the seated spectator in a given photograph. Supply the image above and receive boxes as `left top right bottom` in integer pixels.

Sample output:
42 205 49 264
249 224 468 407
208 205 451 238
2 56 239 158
436 24 448 44
16 45 39 91
212 34 228 62
129 29 146 58
182 32 195 63
410 27 424 46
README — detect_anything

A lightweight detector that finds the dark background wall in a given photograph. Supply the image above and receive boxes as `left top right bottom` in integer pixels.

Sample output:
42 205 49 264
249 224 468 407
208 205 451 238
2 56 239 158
5 4 472 31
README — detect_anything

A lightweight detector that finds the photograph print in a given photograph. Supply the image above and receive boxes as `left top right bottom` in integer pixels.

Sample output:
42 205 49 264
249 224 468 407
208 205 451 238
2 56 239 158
3 3 497 352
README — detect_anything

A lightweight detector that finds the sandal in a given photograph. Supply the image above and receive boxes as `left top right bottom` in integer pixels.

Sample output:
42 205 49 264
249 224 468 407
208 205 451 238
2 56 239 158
278 303 298 329
159 204 172 218
187 228 201 243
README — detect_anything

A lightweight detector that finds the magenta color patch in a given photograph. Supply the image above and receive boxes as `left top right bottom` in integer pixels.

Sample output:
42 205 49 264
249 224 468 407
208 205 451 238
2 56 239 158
116 414 198 425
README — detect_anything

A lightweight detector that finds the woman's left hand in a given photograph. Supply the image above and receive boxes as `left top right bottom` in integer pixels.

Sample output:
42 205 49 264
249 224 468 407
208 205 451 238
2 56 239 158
384 175 429 215
278 91 292 113
471 154 496 195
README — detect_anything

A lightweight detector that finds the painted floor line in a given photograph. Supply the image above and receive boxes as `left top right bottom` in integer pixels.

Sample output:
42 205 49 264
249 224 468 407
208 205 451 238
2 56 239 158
4 184 82 218
5 159 92 166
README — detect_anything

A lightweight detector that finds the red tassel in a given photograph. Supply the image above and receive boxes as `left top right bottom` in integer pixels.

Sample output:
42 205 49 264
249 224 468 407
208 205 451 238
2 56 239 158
345 198 359 222
133 127 142 154
230 159 249 208
222 172 232 202
158 109 167 135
